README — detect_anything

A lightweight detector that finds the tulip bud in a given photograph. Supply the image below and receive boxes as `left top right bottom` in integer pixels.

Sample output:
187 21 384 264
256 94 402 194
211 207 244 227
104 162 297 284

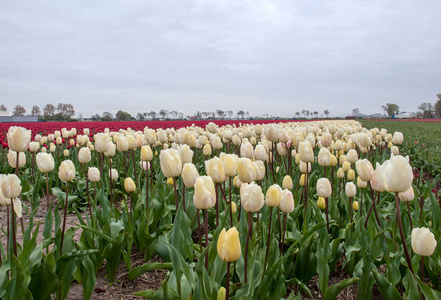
381 155 413 193
357 177 367 189
318 148 331 167
203 144 212 157
232 176 242 188
8 149 26 168
7 126 31 152
78 147 92 164
347 169 355 181
266 184 282 207
279 189 294 213
49 143 56 153
117 136 129 152
88 167 101 182
345 182 357 198
353 201 360 211
254 144 267 161
398 186 415 202
56 136 63 145
299 174 306 186
240 182 264 212
230 201 237 213
299 141 314 163
392 132 404 145
317 178 332 198
109 168 118 181
182 163 199 188
337 168 345 179
224 154 238 177
240 142 254 159
29 141 39 152
317 197 326 210
236 158 257 183
176 144 193 165
282 175 293 190
205 157 226 183
411 227 437 256
217 227 241 262
193 176 216 209
160 149 182 178
342 161 351 173
299 161 311 174
217 287 226 300
391 146 399 156
58 160 76 182
1 174 22 199
167 177 174 185
346 149 358 164
124 177 136 192
355 159 374 182
63 149 69 157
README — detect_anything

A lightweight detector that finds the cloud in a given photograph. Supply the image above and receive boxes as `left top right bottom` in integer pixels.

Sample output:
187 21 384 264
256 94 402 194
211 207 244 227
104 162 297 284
0 0 440 118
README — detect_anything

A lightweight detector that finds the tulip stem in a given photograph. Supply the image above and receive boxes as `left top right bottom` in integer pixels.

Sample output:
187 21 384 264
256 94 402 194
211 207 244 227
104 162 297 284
182 184 186 213
6 206 10 257
226 262 231 300
215 184 219 226
197 209 202 249
11 204 17 257
60 182 69 255
85 164 93 227
244 212 252 284
395 193 414 274
264 207 273 272
420 256 424 281
407 202 413 231
303 165 309 232
204 209 209 271
146 168 149 228
349 197 353 221
277 207 282 249
325 197 330 232
46 173 50 212
173 177 179 212
132 150 138 186
281 213 287 254
360 188 363 217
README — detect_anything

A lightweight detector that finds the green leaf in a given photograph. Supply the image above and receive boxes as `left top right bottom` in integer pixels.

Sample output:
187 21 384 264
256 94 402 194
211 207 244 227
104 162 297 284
81 256 96 300
4 255 33 300
128 262 172 281
29 253 59 300
415 275 441 300
324 277 360 300
372 269 401 300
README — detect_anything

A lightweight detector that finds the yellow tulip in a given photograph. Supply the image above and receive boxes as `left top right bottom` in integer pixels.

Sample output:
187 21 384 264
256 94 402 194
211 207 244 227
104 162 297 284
217 227 241 262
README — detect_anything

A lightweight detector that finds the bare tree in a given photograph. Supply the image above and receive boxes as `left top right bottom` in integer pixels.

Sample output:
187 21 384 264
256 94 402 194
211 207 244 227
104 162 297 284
137 113 146 121
43 104 56 119
0 104 7 111
382 103 399 117
13 105 26 116
352 108 359 118
237 110 245 119
56 103 75 120
31 105 41 117
216 109 225 119
324 110 329 118
313 111 318 118
102 111 113 121
147 111 157 120
159 110 168 120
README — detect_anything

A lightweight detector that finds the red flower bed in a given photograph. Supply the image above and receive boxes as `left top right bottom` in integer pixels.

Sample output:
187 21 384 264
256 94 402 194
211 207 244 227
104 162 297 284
0 119 308 148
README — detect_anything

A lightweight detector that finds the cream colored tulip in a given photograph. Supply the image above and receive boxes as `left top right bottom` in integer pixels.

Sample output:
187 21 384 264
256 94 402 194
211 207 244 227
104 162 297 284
193 176 216 209
411 227 437 256
266 184 282 207
7 126 31 152
317 178 332 198
58 160 76 182
240 182 264 212
160 148 182 178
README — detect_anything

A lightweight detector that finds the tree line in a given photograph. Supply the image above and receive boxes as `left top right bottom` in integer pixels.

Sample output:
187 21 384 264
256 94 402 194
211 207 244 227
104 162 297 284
0 103 75 121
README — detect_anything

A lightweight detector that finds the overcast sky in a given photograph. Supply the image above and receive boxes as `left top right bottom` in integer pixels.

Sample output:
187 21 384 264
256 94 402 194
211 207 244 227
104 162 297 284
1 0 440 118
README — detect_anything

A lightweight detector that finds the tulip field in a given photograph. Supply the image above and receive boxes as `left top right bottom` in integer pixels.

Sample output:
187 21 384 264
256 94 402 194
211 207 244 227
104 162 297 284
0 119 441 299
